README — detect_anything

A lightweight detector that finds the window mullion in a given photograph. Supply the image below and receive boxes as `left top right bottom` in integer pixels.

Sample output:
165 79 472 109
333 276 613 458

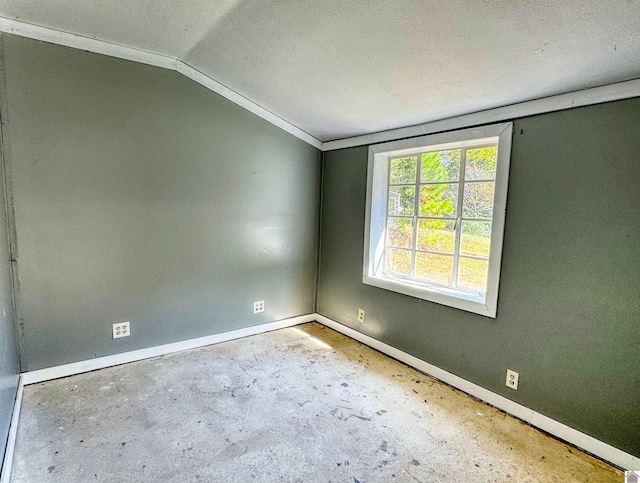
411 153 422 278
383 155 392 275
452 149 467 288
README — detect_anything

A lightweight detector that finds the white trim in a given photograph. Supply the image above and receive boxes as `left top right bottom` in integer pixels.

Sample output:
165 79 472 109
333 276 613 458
0 17 323 150
21 314 314 385
363 123 512 317
176 62 322 149
1 376 23 483
0 17 176 70
6 313 639 472
1 18 639 153
322 78 640 151
314 313 640 470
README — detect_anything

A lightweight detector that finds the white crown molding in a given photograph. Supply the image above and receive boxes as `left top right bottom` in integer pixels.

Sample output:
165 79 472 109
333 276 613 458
0 17 323 150
176 62 322 149
315 314 640 471
322 78 640 151
2 17 640 153
1 17 639 153
0 17 176 70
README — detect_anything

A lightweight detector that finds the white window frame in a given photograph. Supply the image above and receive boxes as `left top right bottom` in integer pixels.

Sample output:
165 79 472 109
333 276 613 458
363 122 513 318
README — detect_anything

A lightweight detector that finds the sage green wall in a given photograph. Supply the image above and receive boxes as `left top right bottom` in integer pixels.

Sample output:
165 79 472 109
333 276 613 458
0 123 19 465
2 28 638 462
0 163 18 464
0 177 18 462
0 34 20 463
2 34 321 371
318 98 640 457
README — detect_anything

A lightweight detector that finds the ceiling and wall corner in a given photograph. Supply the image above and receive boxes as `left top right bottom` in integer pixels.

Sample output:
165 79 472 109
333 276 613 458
0 1 639 149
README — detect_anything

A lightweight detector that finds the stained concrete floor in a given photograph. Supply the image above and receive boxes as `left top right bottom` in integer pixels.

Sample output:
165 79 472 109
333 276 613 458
11 323 622 482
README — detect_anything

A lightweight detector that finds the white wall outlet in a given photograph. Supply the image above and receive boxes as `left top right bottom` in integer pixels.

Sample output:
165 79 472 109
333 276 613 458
357 308 365 323
253 300 264 314
506 369 519 390
112 321 130 339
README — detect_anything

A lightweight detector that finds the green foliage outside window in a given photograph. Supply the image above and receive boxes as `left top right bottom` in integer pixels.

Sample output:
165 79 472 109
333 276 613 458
386 146 497 291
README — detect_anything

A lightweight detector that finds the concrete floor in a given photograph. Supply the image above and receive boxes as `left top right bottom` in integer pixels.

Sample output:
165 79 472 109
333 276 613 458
11 323 622 482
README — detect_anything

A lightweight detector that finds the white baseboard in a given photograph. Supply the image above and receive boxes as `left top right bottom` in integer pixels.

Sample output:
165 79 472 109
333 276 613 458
1 376 23 483
21 314 314 385
315 313 640 471
10 312 639 471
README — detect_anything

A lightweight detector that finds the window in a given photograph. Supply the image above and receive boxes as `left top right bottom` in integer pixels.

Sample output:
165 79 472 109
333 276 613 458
363 123 513 317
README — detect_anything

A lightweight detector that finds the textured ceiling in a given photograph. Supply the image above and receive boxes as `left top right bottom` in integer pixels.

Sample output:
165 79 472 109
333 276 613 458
1 0 639 142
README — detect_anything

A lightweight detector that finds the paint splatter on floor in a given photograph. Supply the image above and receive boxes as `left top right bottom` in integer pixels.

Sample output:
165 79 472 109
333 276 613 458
11 323 623 482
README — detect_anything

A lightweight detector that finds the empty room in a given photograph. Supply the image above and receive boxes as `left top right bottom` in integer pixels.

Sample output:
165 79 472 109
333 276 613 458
0 1 639 481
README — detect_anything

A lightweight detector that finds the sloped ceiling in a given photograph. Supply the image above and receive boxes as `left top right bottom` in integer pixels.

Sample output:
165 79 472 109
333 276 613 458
1 0 639 142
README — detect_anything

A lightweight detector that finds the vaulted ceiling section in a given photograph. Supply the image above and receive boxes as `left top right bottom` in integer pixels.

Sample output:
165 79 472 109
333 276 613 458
1 0 639 143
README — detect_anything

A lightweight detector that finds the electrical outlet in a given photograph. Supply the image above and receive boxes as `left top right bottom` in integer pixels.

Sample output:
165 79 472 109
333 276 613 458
253 300 264 314
506 369 519 390
357 308 365 323
112 321 130 339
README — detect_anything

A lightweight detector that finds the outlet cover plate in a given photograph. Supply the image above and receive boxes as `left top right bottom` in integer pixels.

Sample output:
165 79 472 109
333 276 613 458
506 369 519 390
112 321 130 339
357 308 365 323
253 300 265 314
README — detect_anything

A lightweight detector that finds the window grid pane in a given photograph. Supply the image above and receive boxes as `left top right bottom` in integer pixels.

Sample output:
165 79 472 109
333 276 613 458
386 217 413 249
462 182 495 219
417 219 456 254
416 253 454 287
388 186 415 216
389 156 417 185
383 143 497 294
385 247 412 275
419 183 458 218
457 257 489 292
465 146 497 181
460 221 492 258
420 149 461 183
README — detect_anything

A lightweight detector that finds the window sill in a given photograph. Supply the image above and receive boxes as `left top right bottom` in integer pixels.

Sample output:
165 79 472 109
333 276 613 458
363 274 496 318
